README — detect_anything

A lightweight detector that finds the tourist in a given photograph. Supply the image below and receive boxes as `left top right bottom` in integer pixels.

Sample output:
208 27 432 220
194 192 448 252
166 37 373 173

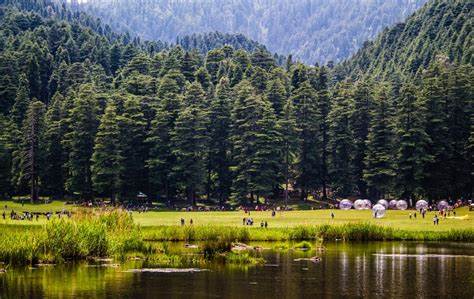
190 219 193 225
260 221 264 228
409 213 412 219
264 221 268 228
243 217 246 225
180 218 185 226
436 216 440 225
272 210 276 217
1 211 5 220
331 212 334 219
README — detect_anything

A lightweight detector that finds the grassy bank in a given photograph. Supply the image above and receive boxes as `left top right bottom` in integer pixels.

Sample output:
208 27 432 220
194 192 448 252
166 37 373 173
0 211 152 265
0 211 265 266
141 223 474 242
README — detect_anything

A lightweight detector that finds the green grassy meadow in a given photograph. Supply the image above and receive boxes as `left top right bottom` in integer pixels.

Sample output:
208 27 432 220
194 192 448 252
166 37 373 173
1 200 472 232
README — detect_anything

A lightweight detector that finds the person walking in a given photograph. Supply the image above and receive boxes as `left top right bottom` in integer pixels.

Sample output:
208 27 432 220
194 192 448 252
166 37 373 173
331 212 335 219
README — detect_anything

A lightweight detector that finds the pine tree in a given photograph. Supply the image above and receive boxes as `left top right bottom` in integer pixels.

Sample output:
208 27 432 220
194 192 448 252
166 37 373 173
171 83 209 205
231 80 281 203
146 74 182 203
205 48 225 84
63 84 99 200
0 53 19 114
110 43 122 75
363 84 395 199
266 77 287 117
42 93 65 198
119 96 148 198
208 77 233 204
0 115 14 199
279 98 299 206
291 81 323 200
181 51 198 82
91 102 124 202
420 63 450 199
250 98 282 201
13 100 45 202
315 67 330 200
444 65 473 199
394 83 432 200
350 81 373 198
10 74 31 126
250 48 276 71
328 83 354 197
249 66 268 93
195 67 212 92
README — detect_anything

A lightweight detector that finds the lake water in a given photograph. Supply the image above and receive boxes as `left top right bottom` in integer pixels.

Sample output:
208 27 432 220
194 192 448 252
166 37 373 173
1 242 473 298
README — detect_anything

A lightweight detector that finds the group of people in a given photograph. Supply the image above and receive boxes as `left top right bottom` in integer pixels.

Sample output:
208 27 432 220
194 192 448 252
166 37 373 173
242 217 268 228
408 207 457 225
2 209 71 221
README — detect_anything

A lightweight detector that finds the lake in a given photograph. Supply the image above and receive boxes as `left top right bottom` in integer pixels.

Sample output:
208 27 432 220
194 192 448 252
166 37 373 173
1 242 473 298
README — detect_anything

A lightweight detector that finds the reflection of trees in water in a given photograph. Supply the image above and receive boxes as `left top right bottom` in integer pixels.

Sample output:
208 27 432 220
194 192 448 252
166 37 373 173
1 242 473 297
1 263 137 297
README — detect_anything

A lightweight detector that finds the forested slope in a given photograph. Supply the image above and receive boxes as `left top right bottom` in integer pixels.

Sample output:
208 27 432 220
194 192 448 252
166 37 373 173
68 0 428 64
340 0 473 79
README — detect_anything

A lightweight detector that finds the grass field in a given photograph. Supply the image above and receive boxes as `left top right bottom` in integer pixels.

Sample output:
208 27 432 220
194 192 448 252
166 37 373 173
131 208 473 231
1 200 472 232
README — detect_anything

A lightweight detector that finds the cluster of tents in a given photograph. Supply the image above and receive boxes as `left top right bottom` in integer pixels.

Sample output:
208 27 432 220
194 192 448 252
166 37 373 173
337 199 452 219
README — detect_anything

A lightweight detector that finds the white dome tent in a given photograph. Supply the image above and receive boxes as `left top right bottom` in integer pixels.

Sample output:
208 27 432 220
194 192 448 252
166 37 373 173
339 199 353 210
396 200 408 210
388 200 398 209
437 200 449 211
354 199 366 210
363 199 372 209
416 200 428 211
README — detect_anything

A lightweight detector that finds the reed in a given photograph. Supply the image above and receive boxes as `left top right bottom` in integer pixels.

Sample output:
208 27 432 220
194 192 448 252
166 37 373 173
141 223 474 242
0 210 150 265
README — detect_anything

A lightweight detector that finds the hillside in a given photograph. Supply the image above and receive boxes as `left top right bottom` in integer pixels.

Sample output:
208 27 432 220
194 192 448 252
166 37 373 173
340 0 473 79
68 0 428 64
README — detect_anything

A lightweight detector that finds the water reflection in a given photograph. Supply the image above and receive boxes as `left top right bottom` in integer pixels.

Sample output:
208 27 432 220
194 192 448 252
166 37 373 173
1 242 473 298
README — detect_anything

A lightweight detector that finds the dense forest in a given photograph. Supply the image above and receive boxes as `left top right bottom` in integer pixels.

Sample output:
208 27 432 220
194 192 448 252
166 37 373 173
67 0 428 64
340 0 473 79
0 0 472 206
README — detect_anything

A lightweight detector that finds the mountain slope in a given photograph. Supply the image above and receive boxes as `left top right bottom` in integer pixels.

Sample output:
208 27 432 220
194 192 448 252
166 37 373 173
69 0 428 64
340 0 473 79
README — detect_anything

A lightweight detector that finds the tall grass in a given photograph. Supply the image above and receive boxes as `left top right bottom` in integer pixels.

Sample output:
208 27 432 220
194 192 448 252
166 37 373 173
0 211 151 265
141 223 474 242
